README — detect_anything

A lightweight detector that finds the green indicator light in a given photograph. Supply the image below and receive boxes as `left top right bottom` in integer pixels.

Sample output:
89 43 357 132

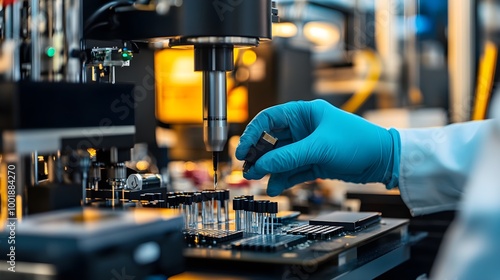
121 52 133 61
46 47 56 58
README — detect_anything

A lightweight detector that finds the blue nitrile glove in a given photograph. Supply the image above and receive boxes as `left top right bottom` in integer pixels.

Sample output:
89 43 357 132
235 99 400 197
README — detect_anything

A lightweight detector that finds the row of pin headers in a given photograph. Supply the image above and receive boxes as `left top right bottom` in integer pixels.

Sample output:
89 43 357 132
233 196 278 235
287 224 344 240
165 190 230 229
184 229 243 246
140 193 166 208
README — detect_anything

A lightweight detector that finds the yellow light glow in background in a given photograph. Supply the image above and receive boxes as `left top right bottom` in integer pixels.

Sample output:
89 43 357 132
136 160 150 171
155 49 202 123
241 50 257 66
155 49 248 124
303 22 340 50
184 161 196 171
272 22 298 38
87 148 97 158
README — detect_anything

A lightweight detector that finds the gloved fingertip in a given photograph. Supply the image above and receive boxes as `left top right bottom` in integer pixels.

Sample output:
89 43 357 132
266 174 289 197
266 187 282 197
235 146 248 161
242 169 264 180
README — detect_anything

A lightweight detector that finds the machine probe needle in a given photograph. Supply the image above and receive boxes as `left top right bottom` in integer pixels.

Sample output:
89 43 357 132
213 152 219 190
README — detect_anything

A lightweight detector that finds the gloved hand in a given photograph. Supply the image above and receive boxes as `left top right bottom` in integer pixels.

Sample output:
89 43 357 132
235 99 400 196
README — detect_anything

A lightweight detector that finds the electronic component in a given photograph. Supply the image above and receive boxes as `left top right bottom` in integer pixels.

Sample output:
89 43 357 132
179 194 193 229
268 201 278 235
243 132 278 172
233 197 245 231
126 173 162 190
87 46 133 83
234 196 279 235
216 189 230 224
164 190 230 229
287 224 344 240
201 190 215 225
140 193 166 208
309 211 382 231
183 229 243 246
231 235 307 252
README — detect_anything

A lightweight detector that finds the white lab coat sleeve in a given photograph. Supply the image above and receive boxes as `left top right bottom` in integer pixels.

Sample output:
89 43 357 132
397 119 494 216
430 97 500 279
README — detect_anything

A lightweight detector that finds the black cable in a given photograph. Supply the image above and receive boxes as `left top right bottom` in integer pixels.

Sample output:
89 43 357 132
84 0 135 32
84 22 110 35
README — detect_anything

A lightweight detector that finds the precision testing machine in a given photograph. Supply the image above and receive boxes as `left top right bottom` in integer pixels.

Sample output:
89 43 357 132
0 1 409 279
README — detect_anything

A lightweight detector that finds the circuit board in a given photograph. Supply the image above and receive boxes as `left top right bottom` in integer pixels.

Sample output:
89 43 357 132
184 217 407 258
181 208 409 279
